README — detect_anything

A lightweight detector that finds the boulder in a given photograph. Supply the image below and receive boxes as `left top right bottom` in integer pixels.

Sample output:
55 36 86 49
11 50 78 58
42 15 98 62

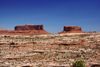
58 26 86 33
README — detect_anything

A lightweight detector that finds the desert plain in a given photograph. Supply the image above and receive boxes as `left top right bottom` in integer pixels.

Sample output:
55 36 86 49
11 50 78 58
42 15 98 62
0 32 100 67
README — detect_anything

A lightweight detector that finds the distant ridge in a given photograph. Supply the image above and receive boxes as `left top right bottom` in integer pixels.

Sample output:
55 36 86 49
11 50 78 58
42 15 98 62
0 27 8 30
0 27 10 34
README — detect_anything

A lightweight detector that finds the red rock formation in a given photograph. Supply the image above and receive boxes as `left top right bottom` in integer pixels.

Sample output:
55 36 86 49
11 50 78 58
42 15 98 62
64 26 81 31
0 24 50 35
58 26 86 33
15 24 43 30
3 24 50 35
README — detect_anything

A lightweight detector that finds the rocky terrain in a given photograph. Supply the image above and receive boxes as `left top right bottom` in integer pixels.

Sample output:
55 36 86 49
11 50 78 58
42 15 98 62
0 32 100 67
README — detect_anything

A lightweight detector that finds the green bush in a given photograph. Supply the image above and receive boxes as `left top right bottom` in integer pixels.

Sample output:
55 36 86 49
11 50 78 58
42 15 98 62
73 60 85 67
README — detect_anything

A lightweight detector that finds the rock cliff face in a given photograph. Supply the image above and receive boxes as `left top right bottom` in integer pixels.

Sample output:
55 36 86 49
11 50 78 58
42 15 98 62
58 26 86 33
64 26 81 31
15 25 43 30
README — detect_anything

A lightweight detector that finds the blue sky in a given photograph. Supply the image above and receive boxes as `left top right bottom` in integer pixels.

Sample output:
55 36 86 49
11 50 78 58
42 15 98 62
0 0 100 33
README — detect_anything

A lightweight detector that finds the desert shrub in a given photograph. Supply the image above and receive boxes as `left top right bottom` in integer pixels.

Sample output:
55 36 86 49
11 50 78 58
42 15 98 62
73 60 85 67
79 34 91 37
76 54 81 57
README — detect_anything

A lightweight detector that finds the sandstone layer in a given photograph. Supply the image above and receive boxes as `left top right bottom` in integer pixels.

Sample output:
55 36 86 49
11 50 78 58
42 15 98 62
15 24 43 30
58 26 86 33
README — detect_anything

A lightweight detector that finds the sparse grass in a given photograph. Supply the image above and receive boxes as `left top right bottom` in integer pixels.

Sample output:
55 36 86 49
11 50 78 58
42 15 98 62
0 33 100 67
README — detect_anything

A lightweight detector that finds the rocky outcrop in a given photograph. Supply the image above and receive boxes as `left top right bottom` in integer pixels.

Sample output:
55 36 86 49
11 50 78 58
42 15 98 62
15 24 43 30
64 26 81 31
58 26 86 33
0 24 50 35
7 24 50 35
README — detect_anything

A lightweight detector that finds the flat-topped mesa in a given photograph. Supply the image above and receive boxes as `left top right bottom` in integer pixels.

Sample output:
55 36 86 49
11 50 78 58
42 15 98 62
64 26 81 32
6 24 51 35
58 26 86 33
15 25 43 30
